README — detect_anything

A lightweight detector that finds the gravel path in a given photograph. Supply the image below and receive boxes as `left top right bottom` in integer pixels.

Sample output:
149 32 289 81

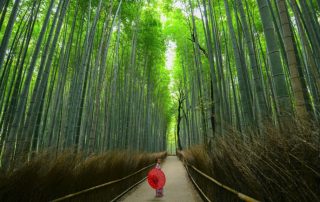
119 156 203 202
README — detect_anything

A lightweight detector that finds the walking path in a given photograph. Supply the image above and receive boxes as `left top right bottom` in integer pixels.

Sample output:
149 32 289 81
119 156 203 202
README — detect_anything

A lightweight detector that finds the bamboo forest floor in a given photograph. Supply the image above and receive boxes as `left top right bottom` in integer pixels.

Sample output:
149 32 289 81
119 156 203 202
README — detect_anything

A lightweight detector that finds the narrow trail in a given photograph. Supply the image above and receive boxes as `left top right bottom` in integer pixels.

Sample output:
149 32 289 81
119 156 203 202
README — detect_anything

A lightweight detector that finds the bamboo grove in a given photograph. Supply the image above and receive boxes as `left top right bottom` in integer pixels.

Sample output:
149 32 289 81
165 0 320 149
1 0 320 170
0 0 171 169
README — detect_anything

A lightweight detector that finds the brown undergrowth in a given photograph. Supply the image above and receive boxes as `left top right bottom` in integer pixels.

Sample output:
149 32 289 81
179 121 320 201
0 150 167 201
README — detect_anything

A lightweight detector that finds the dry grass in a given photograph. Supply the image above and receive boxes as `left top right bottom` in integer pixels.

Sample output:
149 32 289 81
180 121 320 201
0 150 167 201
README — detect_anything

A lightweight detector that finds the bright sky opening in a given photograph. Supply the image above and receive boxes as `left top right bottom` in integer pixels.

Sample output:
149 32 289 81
165 40 177 71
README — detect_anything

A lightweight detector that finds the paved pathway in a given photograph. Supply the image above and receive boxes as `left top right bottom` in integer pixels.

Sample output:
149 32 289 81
119 156 203 202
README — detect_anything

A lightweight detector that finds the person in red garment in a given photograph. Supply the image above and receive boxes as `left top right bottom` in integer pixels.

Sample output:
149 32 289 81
147 158 166 197
155 158 164 197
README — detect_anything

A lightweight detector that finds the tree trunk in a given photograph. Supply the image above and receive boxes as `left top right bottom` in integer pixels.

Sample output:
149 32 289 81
257 0 292 123
276 0 311 120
